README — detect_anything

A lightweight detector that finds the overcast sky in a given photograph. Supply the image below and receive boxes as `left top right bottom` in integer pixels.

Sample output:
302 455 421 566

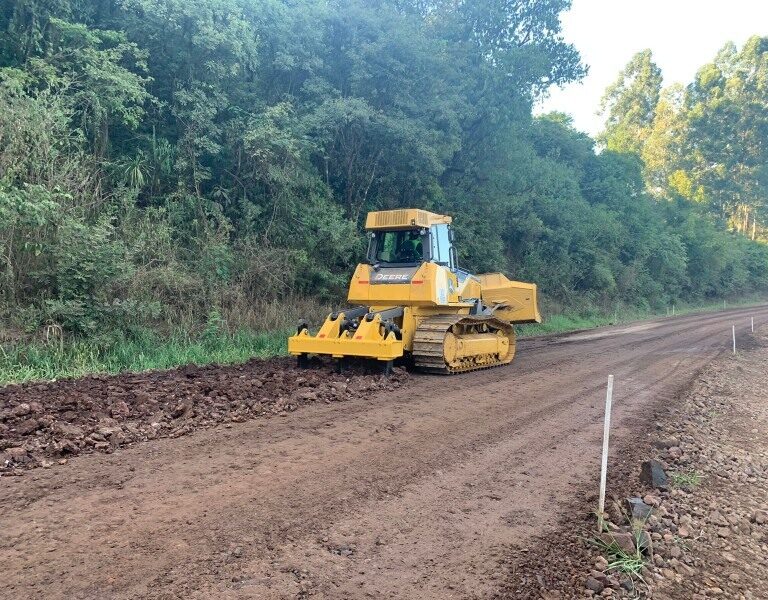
536 0 768 136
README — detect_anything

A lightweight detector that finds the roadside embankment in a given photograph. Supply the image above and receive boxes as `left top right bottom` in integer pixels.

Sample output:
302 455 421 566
497 328 768 599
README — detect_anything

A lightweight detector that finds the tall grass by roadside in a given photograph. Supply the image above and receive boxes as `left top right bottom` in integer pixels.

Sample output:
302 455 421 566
0 297 332 386
0 327 289 385
2 295 765 386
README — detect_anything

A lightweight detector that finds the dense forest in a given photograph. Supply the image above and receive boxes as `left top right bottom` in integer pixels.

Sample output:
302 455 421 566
1 0 767 344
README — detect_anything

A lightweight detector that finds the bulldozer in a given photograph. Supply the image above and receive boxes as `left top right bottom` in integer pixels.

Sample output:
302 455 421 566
288 209 541 374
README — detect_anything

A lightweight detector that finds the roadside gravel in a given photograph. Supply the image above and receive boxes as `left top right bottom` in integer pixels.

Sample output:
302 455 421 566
497 329 768 599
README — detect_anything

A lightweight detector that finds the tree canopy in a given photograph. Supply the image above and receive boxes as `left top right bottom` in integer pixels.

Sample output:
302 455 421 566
1 1 766 337
602 41 768 239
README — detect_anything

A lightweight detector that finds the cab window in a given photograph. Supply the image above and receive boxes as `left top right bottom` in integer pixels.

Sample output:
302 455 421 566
373 230 424 264
430 224 451 266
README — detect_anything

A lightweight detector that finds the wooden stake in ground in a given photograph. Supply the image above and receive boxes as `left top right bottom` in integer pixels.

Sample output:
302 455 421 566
597 374 614 532
733 325 737 355
752 317 754 333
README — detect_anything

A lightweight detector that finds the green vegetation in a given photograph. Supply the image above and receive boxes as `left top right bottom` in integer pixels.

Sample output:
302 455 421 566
0 327 288 385
1 1 767 381
603 43 768 237
589 533 647 584
669 471 705 490
0 300 328 384
0 305 294 384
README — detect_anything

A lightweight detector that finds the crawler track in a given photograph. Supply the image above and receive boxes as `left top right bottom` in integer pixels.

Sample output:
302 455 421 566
412 314 516 374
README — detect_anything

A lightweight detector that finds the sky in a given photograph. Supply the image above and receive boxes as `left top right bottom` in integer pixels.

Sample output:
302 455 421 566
537 0 768 136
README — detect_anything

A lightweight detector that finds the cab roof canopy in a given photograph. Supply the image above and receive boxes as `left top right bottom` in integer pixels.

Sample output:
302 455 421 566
365 209 452 231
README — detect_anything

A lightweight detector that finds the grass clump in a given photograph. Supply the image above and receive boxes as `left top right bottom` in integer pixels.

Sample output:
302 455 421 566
669 471 705 489
589 529 648 584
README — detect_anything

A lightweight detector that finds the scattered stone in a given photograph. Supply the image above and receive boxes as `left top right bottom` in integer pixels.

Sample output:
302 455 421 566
170 400 194 419
296 388 318 401
625 497 653 520
653 438 680 449
110 401 131 418
708 510 729 526
55 423 85 439
606 499 625 525
668 446 683 459
643 493 661 507
585 577 604 593
599 532 635 555
640 459 669 490
16 418 41 435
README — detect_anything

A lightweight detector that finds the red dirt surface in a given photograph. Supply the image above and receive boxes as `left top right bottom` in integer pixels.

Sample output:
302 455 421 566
1 359 407 472
1 306 767 599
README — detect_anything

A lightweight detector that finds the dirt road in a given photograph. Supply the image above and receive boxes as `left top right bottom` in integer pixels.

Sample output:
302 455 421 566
2 306 767 599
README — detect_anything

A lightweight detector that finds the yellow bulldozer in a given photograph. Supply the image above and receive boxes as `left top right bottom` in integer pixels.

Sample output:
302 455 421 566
288 209 541 374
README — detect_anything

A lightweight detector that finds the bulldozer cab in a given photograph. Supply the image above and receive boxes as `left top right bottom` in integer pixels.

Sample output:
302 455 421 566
366 223 456 269
367 229 425 265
